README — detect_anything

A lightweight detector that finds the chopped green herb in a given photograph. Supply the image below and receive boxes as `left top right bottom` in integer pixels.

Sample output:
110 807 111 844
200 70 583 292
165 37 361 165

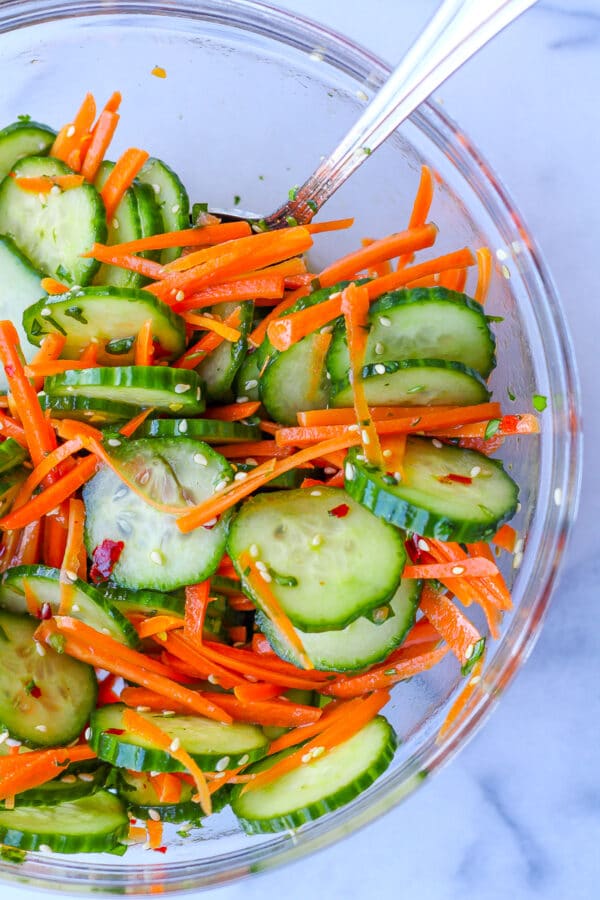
382 474 397 485
507 387 516 402
484 418 501 440
17 114 31 123
485 315 504 323
285 215 298 227
48 633 66 654
0 846 26 864
258 175 265 181
267 566 298 588
251 218 269 233
306 199 318 213
191 201 208 221
384 669 397 676
24 680 38 695
0 625 8 642
406 384 425 394
288 185 299 202
64 306 88 325
532 393 547 412
105 336 134 355
233 195 241 206
56 264 70 282
176 829 191 838
362 146 372 155
461 637 486 676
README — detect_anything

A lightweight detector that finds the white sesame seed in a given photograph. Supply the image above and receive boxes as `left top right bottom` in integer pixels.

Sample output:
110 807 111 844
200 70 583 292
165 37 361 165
148 809 161 821
84 726 92 740
136 706 151 713
0 732 7 745
470 674 482 685
178 420 188 433
63 569 78 583
77 772 95 782
112 218 120 229
245 457 257 466
196 387 202 401
320 325 333 334
495 248 508 261
234 471 248 482
149 550 164 566
5 738 21 748
194 453 208 466
514 537 524 555
432 439 443 449
215 756 230 772
175 290 185 302
50 184 61 196
513 551 523 570
41 307 52 317
394 472 402 482
107 438 121 447
151 183 161 195
301 746 325 764
38 844 53 854
310 489 322 497
464 643 475 660
356 89 369 101
347 423 360 433
451 565 465 576
174 383 191 394
35 724 47 733
374 342 385 355
382 449 392 458
237 754 249 766
259 571 273 583
138 469 150 485
35 642 46 657
236 396 249 404
169 738 181 752
172 204 180 214
39 193 47 205
379 316 391 327
554 487 562 506
324 467 336 475
245 379 258 390
373 364 386 375
248 544 260 559
214 479 229 492
417 538 429 552
60 774 77 783
101 628 111 635
361 429 370 444
470 466 481 478
501 264 510 279
207 674 219 685
311 534 323 547
66 124 76 138
345 462 355 481
516 502 522 513
255 560 267 573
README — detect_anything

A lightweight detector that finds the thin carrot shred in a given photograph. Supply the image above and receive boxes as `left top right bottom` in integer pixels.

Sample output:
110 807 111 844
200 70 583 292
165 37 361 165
397 165 435 268
184 581 211 644
101 147 150 222
474 247 493 304
134 318 155 367
182 313 242 343
493 523 517 553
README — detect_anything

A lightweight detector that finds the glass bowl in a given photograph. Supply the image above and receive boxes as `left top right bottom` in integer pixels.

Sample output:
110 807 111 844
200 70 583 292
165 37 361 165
0 0 581 893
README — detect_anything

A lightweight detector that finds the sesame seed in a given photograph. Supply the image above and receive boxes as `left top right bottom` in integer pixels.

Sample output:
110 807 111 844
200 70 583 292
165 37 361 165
310 489 322 497
207 674 219 685
245 457 257 466
320 325 333 334
259 571 273 583
417 538 429 552
148 809 160 821
114 486 128 500
516 502 522 513
196 387 202 401
174 383 192 394
215 756 230 772
355 453 366 462
513 551 523 570
77 772 95 782
451 565 465 576
178 420 188 433
138 469 150 485
394 472 402 482
383 449 392 458
470 674 482 685
237 754 249 766
514 538 524 555
39 193 47 205
63 569 78 583
41 307 52 317
374 364 386 375
379 316 391 327
464 643 474 659
245 379 258 390
324 466 336 475
35 724 47 733
470 466 481 478
374 342 385 355
101 628 111 635
162 710 176 717
234 471 248 481
301 746 325 764
112 218 120 229
214 479 229 492
236 396 249 404
345 462 355 481
83 726 92 740
149 550 164 566
249 543 260 558
60 774 77 783
356 89 369 101
5 738 21 748
35 642 46 657
432 439 443 449
347 423 360 432
0 732 7 745
38 844 53 854
554 487 562 506
136 706 151 713
255 560 267 573
501 264 510 279
66 124 76 138
311 534 323 547
194 453 208 466
151 183 161 195
175 290 185 302
50 184 61 196
172 204 180 214
495 248 508 261
169 738 181 752
361 429 370 444
107 438 121 447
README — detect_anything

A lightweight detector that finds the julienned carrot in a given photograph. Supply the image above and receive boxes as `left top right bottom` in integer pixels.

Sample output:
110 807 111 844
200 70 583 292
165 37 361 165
29 332 67 391
239 551 313 670
0 745 96 801
80 110 120 183
418 583 483 666
437 651 486 742
361 238 392 278
173 307 244 369
203 693 322 728
104 222 253 256
184 581 211 643
276 402 504 448
428 414 540 439
0 321 57 467
163 228 309 276
397 165 434 268
203 401 261 422
233 682 284 703
474 247 493 304
134 318 155 367
172 275 285 312
426 539 511 613
467 541 512 611
122 708 211 816
101 148 150 222
438 267 468 292
400 617 441 648
266 292 343 352
493 523 517 553
50 92 97 169
24 360 95 377
157 632 243 689
53 418 103 443
118 407 155 438
34 617 232 723
403 557 499 580
318 224 437 288
14 175 85 193
150 773 183 805
11 519 42 567
248 283 312 347
297 404 496 428
181 313 242 343
40 278 68 296
241 691 390 794
83 244 166 280
0 410 27 447
365 248 476 301
341 283 384 467
305 218 354 234
177 434 362 532
146 817 163 850
59 498 86 612
322 641 449 698
136 615 184 640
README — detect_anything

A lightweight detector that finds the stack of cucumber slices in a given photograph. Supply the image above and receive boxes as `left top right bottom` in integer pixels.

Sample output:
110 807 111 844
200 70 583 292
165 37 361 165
0 110 520 856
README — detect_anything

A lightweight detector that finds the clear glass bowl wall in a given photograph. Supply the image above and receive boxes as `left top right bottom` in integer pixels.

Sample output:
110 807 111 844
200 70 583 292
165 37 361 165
0 0 580 893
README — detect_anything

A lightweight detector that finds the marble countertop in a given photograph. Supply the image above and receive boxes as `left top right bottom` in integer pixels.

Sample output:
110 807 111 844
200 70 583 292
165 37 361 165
6 2 599 898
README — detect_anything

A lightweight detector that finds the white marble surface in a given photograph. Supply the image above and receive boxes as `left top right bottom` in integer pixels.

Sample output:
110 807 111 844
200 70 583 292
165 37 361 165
5 1 599 898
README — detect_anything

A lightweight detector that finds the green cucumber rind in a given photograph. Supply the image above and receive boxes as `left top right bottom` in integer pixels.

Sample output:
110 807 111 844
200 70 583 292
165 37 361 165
117 772 229 823
137 158 190 265
231 716 396 834
0 120 56 182
132 181 164 262
0 438 28 475
195 300 255 403
0 467 28 517
2 766 108 808
96 582 186 617
40 393 143 426
137 417 262 443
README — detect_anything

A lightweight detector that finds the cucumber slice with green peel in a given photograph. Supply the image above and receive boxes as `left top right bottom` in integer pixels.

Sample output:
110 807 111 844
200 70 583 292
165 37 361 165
44 366 205 416
137 416 262 443
0 565 139 647
0 120 56 182
2 766 108 808
227 487 406 632
231 716 396 833
232 462 319 491
97 582 185 618
0 156 106 285
327 288 496 381
83 437 232 591
133 181 164 262
195 301 254 403
117 770 228 823
93 161 143 288
0 610 97 746
234 350 261 402
0 438 28 475
345 438 519 542
0 791 128 853
0 235 46 388
257 578 421 672
331 359 490 408
137 158 190 264
259 332 331 426
90 704 269 772
0 467 28 517
210 575 242 597
24 286 186 365
40 394 143 427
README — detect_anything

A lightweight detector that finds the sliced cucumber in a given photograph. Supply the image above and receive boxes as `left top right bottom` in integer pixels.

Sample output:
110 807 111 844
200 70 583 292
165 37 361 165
0 610 97 746
231 716 396 833
4 766 108 808
97 582 185 618
257 578 421 672
137 158 190 264
40 394 142 427
233 462 319 491
327 288 496 381
118 771 226 823
0 791 128 853
83 437 232 590
90 704 269 772
345 437 519 541
195 301 254 403
137 416 261 444
0 156 106 285
0 119 56 182
260 332 331 425
44 366 205 416
0 438 28 475
227 487 406 632
0 565 139 646
0 467 28 517
133 181 164 261
331 359 490 408
234 350 261 402
93 161 143 288
24 286 186 365
0 234 46 388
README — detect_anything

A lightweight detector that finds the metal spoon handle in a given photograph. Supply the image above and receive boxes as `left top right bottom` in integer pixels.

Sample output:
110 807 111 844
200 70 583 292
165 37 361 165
268 0 536 227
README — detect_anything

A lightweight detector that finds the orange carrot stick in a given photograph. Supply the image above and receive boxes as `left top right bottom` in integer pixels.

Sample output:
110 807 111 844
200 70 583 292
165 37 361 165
322 642 449 698
80 110 120 183
418 583 483 666
83 244 166 280
29 332 67 391
437 651 486 742
105 222 253 256
492 523 517 553
50 92 97 168
0 745 96 801
437 267 468 292
119 406 155 438
366 248 475 301
266 292 343 352
136 615 184 639
101 148 150 222
172 307 243 369
184 581 210 643
0 411 27 446
134 318 155 367
181 313 242 343
474 247 493 304
305 218 354 234
59 498 86 613
150 773 183 804
403 557 499 580
172 275 285 312
248 284 312 347
79 341 100 367
296 404 483 427
397 165 435 267
429 413 540 439
202 401 261 422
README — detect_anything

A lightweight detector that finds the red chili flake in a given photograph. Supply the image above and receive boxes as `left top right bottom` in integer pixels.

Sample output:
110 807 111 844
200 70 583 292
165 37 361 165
501 415 520 431
4 365 15 378
30 685 42 699
40 602 53 620
328 503 350 518
154 846 168 854
105 728 125 735
90 539 125 583
437 473 472 485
